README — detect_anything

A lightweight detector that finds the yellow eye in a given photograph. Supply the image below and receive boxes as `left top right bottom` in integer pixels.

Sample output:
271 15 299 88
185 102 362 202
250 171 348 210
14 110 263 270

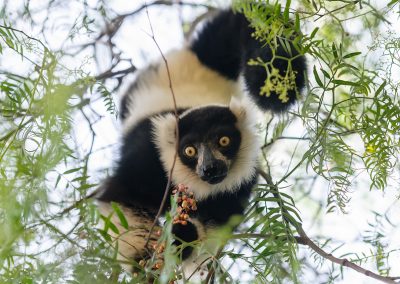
184 146 197 157
219 136 230 147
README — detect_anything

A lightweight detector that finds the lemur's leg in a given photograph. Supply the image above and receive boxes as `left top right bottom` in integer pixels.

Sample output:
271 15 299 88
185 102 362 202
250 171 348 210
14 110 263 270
98 202 161 271
172 222 200 260
190 9 307 112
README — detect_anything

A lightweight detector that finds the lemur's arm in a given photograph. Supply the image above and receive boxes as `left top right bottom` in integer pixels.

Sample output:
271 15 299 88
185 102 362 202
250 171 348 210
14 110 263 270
190 9 306 112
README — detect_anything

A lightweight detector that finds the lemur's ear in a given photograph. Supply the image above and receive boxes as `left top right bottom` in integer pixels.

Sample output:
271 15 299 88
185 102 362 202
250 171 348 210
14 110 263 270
229 97 247 119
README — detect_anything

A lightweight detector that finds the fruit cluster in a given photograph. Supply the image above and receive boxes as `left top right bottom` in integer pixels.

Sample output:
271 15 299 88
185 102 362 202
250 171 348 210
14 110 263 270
135 184 197 275
172 184 197 225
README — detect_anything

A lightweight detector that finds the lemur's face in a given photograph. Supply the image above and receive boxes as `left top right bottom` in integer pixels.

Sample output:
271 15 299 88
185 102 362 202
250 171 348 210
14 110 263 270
178 107 241 184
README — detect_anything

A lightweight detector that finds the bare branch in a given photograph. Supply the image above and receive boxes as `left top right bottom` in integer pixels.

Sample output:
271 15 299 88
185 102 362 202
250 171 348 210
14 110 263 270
94 65 137 81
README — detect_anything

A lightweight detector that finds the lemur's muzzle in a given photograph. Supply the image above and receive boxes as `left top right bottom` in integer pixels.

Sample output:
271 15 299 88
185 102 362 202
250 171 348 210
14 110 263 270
196 145 228 184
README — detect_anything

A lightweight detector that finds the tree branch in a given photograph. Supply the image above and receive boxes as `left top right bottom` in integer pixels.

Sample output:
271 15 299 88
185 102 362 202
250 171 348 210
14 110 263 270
94 65 137 81
232 233 308 245
257 168 398 284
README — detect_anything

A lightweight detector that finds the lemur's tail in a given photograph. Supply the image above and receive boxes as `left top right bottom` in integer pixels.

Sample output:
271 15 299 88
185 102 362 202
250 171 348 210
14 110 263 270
190 8 307 112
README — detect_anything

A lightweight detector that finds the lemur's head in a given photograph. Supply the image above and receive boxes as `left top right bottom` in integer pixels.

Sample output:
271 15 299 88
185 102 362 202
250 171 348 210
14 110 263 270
152 98 260 200
178 106 241 184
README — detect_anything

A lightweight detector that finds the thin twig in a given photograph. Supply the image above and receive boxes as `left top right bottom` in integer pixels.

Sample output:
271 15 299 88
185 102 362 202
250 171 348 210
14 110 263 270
0 24 47 49
143 4 180 251
205 246 224 284
186 255 213 281
58 189 99 217
314 1 361 22
95 65 137 81
262 135 310 148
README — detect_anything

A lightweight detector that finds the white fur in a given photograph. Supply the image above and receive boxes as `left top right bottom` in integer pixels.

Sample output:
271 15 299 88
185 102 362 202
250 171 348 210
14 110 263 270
122 49 241 134
151 98 261 201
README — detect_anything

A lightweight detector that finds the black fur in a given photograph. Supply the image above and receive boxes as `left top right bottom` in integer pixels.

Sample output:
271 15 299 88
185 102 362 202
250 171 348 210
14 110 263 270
191 9 306 112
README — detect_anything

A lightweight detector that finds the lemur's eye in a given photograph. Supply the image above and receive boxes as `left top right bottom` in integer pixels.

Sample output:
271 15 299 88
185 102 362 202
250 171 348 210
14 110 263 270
219 136 230 147
184 146 197 157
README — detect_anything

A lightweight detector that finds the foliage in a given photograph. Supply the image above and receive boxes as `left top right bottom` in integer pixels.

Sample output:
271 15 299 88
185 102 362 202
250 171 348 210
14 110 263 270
0 0 399 283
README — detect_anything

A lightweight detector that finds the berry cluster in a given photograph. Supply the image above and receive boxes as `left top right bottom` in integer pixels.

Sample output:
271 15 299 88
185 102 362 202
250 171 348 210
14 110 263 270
138 240 165 271
135 184 197 276
172 184 197 225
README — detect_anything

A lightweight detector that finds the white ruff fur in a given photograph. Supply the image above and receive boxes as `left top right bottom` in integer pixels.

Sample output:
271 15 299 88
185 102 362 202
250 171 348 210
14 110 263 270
122 49 241 134
151 98 261 201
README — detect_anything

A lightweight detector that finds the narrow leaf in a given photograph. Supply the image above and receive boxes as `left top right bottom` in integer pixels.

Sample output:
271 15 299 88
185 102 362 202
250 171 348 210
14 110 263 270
313 66 323 87
111 202 129 230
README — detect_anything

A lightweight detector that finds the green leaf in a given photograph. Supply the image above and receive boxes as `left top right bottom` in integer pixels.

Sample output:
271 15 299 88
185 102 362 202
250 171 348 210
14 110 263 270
311 0 318 10
283 0 291 23
97 229 112 242
332 79 359 87
310 27 319 39
376 80 386 96
313 66 323 87
294 13 300 32
101 214 120 234
55 174 61 188
343 52 362 59
63 167 82 175
111 202 129 230
332 43 339 59
78 184 97 190
255 197 281 203
321 68 331 79
387 0 399 7
283 205 302 222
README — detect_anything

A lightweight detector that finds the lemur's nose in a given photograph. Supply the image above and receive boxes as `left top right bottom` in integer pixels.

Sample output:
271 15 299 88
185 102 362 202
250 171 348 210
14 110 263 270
203 163 219 177
200 160 227 184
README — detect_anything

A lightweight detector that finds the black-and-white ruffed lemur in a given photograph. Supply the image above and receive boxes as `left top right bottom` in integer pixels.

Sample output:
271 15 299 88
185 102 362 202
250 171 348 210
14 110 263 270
97 7 306 271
